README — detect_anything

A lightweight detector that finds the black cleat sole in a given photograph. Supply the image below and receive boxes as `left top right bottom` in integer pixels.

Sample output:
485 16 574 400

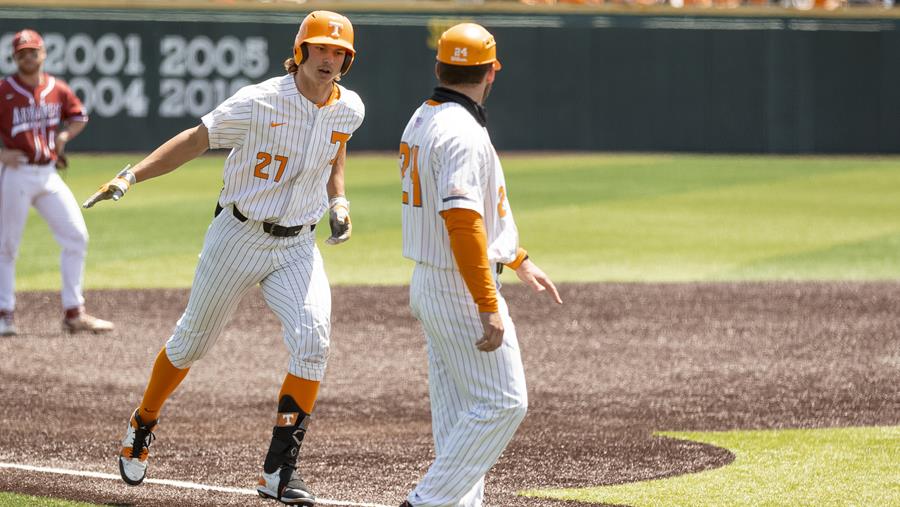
257 489 315 506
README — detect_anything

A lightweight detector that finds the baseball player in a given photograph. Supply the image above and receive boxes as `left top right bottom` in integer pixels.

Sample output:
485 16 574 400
83 11 363 505
398 23 562 507
0 29 114 336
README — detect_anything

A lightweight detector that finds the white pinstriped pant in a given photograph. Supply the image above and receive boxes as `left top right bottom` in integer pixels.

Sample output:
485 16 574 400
165 207 331 381
408 263 528 507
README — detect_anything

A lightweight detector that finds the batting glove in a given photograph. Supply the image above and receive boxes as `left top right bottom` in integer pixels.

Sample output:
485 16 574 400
83 165 136 208
325 196 351 245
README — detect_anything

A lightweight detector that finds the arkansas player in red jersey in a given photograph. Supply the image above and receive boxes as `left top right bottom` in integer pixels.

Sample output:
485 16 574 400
0 29 113 335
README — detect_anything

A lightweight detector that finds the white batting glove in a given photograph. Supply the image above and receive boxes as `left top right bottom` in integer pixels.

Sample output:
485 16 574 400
325 196 351 245
83 165 136 208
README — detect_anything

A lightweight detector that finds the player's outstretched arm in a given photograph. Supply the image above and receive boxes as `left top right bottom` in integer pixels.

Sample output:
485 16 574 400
83 125 210 208
82 164 135 208
514 258 563 305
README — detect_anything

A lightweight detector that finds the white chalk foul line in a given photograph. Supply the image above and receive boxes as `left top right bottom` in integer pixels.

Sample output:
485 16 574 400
0 462 394 507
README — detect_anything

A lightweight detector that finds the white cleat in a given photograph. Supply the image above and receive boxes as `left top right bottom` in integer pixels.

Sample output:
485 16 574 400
63 309 114 334
118 409 157 486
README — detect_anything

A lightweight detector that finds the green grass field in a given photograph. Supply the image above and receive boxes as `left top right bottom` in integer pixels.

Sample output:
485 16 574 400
8 153 900 505
525 426 900 506
14 153 900 290
0 492 95 506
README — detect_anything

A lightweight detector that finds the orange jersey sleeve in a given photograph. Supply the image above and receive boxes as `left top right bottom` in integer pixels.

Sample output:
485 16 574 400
440 208 499 313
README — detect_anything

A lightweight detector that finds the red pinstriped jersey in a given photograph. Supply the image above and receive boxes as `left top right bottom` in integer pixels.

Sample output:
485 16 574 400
0 73 87 164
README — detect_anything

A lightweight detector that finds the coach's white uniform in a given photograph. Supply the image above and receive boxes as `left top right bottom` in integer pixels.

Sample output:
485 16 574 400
401 97 527 507
165 74 364 381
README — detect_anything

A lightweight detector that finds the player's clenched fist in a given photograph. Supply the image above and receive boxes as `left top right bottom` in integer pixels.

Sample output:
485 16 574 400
83 165 136 208
325 196 351 245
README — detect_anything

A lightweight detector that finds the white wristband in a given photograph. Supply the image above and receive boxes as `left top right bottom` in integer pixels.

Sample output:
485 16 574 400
116 164 136 185
329 196 349 210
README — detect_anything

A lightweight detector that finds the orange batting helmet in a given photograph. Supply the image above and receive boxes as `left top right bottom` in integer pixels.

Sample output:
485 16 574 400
293 11 355 76
436 23 501 71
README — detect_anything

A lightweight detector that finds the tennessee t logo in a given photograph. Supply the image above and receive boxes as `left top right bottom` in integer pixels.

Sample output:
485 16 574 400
329 21 342 38
278 412 297 426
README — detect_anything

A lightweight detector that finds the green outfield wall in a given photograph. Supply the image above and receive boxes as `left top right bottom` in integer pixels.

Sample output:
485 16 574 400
1 6 897 153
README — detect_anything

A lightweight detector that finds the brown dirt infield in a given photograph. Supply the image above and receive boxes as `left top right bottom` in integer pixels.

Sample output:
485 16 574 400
0 282 897 506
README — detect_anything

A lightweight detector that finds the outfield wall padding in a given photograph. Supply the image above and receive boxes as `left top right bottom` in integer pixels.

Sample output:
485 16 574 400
1 8 897 153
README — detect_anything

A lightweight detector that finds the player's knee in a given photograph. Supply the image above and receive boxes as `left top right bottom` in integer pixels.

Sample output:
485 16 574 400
60 226 89 254
288 328 330 367
287 305 331 361
75 226 89 249
286 307 331 379
507 396 528 424
486 393 527 424
166 329 216 366
166 345 204 368
0 244 17 263
167 350 198 369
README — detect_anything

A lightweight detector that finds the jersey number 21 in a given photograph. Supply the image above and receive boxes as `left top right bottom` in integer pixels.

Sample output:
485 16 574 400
399 142 422 207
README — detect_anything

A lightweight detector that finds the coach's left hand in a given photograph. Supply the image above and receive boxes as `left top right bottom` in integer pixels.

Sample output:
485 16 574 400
514 259 563 304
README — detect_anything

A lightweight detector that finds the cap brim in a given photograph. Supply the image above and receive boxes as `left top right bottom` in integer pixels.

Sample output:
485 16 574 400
493 59 502 71
303 36 355 54
14 43 42 53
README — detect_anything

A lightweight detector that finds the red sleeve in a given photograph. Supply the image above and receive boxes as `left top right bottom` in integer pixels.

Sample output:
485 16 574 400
59 80 87 122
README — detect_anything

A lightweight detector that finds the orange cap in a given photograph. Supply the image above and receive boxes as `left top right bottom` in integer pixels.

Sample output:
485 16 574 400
293 11 355 70
436 23 501 71
12 29 43 56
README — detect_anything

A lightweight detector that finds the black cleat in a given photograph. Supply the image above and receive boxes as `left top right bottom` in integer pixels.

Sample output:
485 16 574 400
258 467 315 505
257 395 315 505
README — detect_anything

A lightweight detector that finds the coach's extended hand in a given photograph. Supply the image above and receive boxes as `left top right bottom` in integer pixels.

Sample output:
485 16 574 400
514 258 563 305
325 196 351 245
83 165 136 208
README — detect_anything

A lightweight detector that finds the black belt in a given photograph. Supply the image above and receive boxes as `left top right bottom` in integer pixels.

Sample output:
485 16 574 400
214 203 315 238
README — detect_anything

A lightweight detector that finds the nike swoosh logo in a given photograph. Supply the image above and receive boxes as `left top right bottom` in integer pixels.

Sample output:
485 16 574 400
270 122 286 127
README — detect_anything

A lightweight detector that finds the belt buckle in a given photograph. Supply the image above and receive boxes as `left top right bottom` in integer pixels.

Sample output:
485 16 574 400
263 222 302 237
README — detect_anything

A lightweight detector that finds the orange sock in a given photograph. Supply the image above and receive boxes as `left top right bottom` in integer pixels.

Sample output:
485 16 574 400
279 374 320 414
137 348 189 422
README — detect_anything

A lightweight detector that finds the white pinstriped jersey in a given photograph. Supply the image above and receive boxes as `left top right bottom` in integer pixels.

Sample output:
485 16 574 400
202 74 364 226
400 100 519 269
